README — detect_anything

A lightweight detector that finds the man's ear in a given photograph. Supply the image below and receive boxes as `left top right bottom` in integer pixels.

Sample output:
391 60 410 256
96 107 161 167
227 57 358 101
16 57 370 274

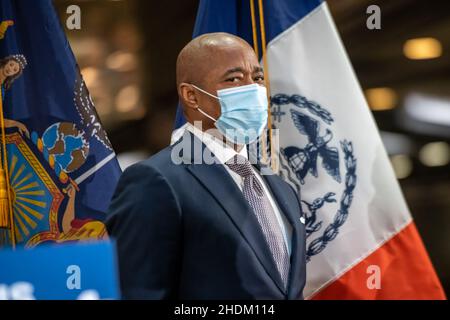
179 83 198 110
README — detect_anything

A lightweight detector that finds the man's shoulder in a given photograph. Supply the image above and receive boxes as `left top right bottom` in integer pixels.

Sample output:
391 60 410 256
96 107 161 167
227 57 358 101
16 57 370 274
131 143 183 176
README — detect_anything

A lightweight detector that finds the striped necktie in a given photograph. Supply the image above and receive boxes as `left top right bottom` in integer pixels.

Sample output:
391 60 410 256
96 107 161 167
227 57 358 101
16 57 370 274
226 154 290 287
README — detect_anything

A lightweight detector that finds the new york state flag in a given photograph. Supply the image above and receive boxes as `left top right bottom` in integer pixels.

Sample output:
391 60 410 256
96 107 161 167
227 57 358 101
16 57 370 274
0 0 121 248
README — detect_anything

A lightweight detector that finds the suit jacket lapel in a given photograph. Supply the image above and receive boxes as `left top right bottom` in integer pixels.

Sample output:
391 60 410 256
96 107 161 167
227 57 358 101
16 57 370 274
180 132 286 294
260 168 305 299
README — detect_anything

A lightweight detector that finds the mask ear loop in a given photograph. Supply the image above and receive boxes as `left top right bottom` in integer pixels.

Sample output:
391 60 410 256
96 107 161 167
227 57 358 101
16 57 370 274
196 106 217 122
191 84 220 100
190 84 221 122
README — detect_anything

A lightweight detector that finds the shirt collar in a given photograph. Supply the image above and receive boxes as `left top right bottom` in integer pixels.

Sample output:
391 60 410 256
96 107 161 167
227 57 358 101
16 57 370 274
186 123 248 164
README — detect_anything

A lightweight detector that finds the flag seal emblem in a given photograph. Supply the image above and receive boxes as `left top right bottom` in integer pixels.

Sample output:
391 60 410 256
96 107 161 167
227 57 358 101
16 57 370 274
272 93 357 262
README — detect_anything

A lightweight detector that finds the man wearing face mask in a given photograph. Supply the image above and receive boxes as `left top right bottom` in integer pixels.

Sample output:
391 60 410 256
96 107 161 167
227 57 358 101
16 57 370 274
106 32 306 300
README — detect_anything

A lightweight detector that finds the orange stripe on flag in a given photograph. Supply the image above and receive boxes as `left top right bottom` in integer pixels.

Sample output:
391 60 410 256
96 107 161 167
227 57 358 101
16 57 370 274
311 222 446 300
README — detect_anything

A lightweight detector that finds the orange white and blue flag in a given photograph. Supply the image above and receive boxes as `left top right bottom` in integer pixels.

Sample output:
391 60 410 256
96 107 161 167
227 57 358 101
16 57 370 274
173 0 446 299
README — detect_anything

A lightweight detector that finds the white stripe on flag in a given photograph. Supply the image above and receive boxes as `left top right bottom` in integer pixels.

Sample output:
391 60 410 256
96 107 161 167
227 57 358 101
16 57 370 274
75 152 116 185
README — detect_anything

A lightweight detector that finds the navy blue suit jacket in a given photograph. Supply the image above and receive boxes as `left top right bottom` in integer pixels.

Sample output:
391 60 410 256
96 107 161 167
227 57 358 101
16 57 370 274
106 132 306 299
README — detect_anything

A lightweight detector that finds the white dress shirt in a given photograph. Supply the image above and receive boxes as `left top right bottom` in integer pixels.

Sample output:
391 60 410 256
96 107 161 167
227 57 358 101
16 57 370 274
186 123 293 255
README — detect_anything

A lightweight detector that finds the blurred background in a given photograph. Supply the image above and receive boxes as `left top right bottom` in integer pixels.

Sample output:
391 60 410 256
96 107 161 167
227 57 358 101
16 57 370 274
54 0 450 295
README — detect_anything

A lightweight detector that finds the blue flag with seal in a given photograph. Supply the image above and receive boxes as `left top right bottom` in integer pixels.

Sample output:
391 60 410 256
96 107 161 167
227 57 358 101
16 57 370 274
0 0 121 248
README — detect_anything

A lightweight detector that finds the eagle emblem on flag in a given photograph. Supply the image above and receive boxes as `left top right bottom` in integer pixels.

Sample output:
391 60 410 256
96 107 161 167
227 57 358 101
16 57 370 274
272 93 357 261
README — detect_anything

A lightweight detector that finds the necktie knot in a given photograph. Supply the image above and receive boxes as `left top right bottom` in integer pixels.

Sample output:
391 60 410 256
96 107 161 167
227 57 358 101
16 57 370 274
225 155 254 178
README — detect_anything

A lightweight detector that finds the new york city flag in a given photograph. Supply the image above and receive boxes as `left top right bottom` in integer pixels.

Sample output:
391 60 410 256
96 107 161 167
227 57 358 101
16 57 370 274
174 0 445 299
0 0 121 248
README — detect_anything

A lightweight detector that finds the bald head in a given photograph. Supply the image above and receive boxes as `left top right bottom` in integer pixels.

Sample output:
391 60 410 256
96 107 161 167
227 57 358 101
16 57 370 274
176 32 255 87
176 32 264 131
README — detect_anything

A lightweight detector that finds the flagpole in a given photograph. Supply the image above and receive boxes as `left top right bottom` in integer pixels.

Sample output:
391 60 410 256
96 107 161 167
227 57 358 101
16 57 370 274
0 87 16 248
249 0 259 58
250 0 271 167
257 0 276 172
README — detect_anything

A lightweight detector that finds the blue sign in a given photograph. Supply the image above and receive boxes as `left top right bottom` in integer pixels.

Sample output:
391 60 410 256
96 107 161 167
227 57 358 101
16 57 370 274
0 241 119 300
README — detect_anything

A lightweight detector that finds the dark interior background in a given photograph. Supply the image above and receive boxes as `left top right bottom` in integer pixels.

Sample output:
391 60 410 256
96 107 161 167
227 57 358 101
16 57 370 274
55 0 450 296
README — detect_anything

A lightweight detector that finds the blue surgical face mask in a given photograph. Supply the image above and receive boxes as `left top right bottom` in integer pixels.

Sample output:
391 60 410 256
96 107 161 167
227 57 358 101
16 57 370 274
191 83 268 144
